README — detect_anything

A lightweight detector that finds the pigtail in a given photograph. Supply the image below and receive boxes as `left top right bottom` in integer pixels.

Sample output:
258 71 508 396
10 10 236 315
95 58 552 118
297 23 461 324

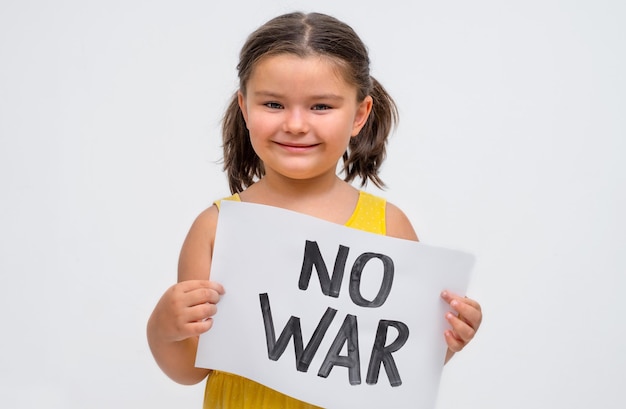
343 77 398 189
222 92 262 194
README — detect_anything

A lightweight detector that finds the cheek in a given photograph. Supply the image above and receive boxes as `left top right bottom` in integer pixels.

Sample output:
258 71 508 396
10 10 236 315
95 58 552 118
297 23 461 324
246 112 277 136
336 115 354 133
247 127 270 146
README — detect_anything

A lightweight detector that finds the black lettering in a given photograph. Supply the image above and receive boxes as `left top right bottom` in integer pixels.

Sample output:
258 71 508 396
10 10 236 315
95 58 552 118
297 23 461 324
317 314 361 385
366 320 409 387
259 293 337 372
349 253 394 307
299 241 349 298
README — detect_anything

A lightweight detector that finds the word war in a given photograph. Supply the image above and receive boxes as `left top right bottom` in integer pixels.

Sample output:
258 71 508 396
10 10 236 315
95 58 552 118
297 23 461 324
259 240 410 387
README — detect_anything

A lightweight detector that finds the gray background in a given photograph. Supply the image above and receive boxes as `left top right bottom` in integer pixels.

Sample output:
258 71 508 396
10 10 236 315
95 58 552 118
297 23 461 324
1 0 624 408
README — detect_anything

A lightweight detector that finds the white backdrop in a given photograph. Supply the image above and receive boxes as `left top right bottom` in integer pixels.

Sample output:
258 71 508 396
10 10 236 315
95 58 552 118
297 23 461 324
1 1 624 408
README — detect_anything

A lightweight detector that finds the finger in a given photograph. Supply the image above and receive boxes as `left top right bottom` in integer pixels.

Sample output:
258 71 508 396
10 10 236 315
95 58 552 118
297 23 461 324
460 296 481 312
185 286 223 307
441 291 480 309
450 299 482 330
186 301 219 323
181 318 216 338
446 311 476 343
441 291 482 328
444 330 465 353
179 279 225 295
440 290 459 304
170 304 219 341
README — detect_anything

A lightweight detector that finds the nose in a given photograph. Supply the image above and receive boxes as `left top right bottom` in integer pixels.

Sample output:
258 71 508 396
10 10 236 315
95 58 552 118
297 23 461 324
282 108 309 135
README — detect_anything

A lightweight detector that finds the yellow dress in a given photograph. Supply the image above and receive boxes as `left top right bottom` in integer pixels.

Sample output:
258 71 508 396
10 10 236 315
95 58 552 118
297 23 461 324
205 191 387 409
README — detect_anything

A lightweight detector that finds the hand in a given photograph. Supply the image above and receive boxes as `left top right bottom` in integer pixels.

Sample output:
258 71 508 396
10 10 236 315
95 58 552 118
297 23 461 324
150 280 225 343
441 290 482 361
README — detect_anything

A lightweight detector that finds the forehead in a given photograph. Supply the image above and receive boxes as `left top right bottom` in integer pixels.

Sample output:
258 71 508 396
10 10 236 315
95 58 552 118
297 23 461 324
245 53 356 95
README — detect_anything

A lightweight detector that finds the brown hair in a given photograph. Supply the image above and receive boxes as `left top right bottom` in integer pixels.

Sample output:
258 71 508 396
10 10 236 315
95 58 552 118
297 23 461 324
222 12 398 193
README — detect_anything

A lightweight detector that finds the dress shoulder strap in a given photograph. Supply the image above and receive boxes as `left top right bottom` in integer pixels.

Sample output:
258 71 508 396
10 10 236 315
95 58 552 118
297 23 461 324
214 193 241 210
344 191 386 235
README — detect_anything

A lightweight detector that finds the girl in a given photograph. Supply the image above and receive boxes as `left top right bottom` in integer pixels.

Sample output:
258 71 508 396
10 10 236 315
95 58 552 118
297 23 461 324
147 11 482 409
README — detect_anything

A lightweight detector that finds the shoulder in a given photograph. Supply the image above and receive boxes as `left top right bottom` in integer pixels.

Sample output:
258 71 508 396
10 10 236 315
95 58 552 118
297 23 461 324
177 204 220 281
186 193 239 237
188 204 220 239
385 201 419 242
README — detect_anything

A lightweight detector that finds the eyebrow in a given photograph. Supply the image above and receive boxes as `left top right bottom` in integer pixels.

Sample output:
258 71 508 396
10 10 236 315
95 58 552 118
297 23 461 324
253 91 345 101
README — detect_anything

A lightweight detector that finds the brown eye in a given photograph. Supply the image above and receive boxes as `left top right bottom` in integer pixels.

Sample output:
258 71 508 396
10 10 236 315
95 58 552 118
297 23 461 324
265 102 283 109
312 104 331 111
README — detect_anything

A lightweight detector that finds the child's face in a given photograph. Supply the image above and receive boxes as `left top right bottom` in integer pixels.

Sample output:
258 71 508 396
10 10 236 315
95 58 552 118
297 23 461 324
238 53 372 183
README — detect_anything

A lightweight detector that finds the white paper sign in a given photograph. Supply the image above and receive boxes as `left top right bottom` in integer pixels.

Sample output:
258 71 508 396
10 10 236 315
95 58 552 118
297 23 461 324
196 201 473 409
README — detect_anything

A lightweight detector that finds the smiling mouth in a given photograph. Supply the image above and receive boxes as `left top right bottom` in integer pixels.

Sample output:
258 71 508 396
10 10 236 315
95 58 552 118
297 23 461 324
275 141 320 150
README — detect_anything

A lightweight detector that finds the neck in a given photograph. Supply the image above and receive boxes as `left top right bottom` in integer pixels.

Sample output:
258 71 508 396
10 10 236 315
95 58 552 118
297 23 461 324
239 171 359 223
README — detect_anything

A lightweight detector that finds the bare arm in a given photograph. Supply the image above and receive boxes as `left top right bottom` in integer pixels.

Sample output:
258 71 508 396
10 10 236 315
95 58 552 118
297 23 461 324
385 202 419 242
146 206 224 385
